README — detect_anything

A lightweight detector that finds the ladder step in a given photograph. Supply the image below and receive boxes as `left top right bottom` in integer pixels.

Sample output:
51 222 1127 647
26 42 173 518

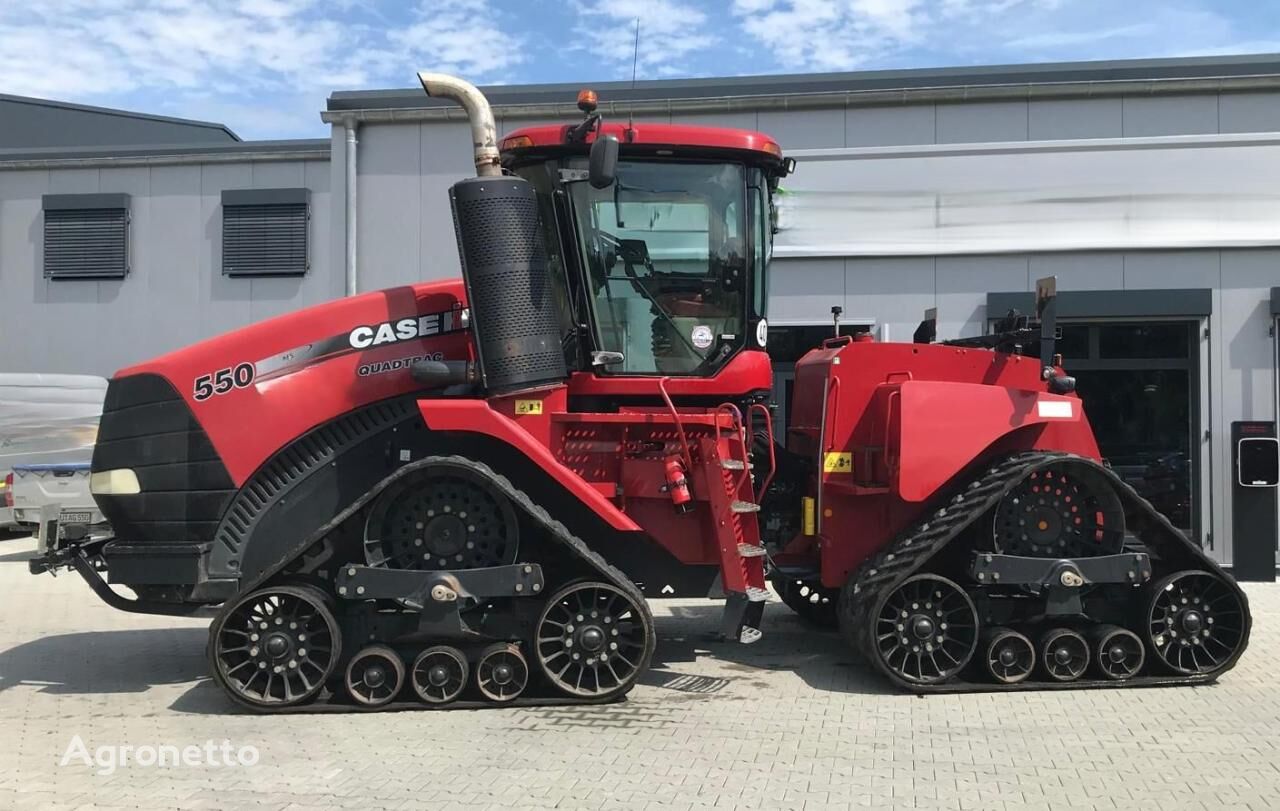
731 500 761 514
720 458 746 470
746 587 771 603
737 543 767 558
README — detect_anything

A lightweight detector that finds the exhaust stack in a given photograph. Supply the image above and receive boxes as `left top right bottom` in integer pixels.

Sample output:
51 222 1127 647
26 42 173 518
419 72 569 394
417 72 501 177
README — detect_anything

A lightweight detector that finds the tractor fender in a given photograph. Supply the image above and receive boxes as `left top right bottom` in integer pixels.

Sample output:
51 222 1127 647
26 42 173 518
891 379 1101 502
416 399 640 532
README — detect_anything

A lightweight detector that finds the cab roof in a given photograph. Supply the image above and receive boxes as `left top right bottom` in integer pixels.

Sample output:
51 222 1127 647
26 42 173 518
501 121 783 163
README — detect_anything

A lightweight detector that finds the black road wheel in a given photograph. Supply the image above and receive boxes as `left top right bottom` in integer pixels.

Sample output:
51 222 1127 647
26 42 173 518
983 628 1035 684
1147 570 1246 675
535 581 654 699
1091 625 1145 680
993 464 1124 557
475 643 528 703
772 576 838 628
872 574 979 684
1040 628 1089 681
210 585 341 709
411 646 469 705
345 645 405 707
364 467 519 572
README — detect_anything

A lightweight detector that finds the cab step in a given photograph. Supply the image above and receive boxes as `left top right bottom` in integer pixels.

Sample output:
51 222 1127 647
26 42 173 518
720 458 746 470
731 500 761 514
737 543 767 558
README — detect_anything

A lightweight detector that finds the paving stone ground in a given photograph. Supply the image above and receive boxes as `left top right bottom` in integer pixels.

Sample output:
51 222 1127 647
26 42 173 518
0 532 1277 811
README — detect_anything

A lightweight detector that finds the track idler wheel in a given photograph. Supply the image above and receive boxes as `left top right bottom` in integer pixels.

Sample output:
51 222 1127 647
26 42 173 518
983 628 1035 684
1146 570 1247 675
345 645 405 708
475 643 528 703
411 646 469 705
1090 625 1145 680
210 584 341 710
534 581 654 699
871 574 979 684
1040 628 1089 682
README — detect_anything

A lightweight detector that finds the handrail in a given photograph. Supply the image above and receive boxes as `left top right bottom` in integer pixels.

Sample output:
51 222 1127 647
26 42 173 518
748 402 777 499
658 377 694 474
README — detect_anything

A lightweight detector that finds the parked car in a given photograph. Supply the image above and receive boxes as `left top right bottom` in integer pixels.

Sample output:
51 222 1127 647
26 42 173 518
11 462 104 530
0 374 107 530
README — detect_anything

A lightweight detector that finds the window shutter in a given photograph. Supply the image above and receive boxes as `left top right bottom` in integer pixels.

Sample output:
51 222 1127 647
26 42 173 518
222 188 309 277
42 194 130 280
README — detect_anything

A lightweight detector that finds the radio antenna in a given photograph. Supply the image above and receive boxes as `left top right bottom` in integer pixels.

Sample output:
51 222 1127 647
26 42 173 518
628 17 640 132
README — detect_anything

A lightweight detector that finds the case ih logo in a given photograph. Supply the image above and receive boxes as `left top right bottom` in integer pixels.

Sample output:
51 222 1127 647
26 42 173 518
348 311 462 349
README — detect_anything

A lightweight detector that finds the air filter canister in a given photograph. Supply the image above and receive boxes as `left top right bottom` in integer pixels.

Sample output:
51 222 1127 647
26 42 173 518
449 176 568 393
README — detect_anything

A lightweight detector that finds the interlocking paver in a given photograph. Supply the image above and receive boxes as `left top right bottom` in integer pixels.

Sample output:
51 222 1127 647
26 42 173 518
1 533 1278 810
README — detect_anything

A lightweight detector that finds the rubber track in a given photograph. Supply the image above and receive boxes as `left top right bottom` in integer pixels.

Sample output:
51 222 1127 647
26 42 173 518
838 451 1252 693
207 454 655 712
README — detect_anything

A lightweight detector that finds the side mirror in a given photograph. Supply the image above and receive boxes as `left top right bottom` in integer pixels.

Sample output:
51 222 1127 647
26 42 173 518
589 135 619 189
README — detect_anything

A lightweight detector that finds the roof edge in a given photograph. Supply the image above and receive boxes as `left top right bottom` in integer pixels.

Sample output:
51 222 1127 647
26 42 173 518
0 92 241 141
327 52 1280 114
0 138 330 169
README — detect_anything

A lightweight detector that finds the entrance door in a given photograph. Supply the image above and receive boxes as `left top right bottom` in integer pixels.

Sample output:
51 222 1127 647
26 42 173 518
1057 321 1203 540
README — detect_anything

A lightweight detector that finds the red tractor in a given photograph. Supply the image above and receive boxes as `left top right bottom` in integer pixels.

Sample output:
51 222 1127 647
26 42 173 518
29 74 1249 710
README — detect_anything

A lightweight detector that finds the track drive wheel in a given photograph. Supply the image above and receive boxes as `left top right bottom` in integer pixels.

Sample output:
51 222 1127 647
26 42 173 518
772 576 838 628
475 643 528 703
1040 628 1089 682
364 466 519 572
871 574 979 684
983 628 1035 684
345 645 405 708
535 581 654 700
993 464 1124 557
210 584 341 710
411 646 469 705
1146 570 1247 675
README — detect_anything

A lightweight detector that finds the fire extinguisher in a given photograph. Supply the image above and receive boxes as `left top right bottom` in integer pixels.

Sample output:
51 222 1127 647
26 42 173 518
663 455 693 513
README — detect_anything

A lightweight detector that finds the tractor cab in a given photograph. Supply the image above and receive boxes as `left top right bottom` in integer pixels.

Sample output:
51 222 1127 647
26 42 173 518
498 91 793 386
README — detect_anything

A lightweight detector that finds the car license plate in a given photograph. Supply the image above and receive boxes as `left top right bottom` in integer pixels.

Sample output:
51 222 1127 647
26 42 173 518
59 511 93 524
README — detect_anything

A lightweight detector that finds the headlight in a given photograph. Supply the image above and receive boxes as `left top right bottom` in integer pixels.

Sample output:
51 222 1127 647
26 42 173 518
90 469 141 495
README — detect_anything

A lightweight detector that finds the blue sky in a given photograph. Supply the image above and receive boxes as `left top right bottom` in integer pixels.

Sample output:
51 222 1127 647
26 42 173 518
3 0 1279 140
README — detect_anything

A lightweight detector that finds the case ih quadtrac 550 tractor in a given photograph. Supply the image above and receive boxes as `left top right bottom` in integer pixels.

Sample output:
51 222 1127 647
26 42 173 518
30 74 1249 710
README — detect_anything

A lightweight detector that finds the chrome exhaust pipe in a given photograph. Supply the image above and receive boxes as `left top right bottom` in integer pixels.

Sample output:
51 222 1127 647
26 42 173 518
417 72 501 178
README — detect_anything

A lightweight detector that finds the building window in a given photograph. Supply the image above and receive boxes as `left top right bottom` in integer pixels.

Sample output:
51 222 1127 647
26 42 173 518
221 188 309 277
42 193 130 280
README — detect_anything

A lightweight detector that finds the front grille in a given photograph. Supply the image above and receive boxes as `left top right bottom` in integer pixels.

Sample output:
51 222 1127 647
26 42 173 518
92 374 236 542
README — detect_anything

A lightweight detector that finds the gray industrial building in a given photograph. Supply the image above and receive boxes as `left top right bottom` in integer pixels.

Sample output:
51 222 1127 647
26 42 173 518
2 53 1279 567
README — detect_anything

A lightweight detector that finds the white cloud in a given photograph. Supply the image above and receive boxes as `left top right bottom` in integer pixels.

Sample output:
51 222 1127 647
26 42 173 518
732 1 1277 73
0 0 523 139
570 0 717 79
731 0 1047 71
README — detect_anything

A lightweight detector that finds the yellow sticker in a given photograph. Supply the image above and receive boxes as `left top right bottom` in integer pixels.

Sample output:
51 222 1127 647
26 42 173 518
514 399 543 416
823 452 853 474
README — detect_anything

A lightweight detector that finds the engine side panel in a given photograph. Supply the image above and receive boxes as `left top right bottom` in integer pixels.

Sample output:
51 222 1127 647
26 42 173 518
110 281 472 486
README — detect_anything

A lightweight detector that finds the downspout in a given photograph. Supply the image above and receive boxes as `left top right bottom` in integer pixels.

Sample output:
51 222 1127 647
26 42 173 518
344 116 358 296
